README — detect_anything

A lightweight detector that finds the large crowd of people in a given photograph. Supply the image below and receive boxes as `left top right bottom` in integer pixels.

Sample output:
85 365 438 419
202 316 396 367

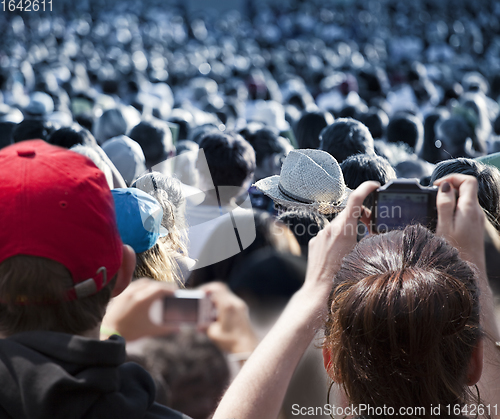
0 0 500 418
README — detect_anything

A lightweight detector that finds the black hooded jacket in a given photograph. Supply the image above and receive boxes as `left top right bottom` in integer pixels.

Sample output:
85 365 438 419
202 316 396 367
0 331 190 419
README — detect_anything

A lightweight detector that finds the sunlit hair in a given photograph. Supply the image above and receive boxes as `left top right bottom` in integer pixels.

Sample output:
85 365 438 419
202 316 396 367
135 240 183 287
132 172 188 256
324 225 482 416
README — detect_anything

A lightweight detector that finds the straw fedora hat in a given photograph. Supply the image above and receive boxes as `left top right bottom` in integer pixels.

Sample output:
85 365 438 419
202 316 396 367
253 149 351 214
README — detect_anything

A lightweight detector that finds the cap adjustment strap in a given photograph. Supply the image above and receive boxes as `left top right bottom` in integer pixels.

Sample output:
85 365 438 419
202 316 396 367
69 266 107 300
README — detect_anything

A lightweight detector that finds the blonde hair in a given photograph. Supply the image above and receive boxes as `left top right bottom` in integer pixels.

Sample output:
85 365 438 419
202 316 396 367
135 241 183 287
132 172 189 256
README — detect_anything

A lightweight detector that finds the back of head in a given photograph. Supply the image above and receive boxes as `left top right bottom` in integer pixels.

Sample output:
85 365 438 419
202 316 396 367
395 158 434 180
129 119 174 169
386 113 424 152
93 107 128 145
0 140 123 336
319 118 374 164
188 124 219 145
70 144 114 189
242 127 293 181
324 225 480 412
435 116 474 159
48 124 98 149
360 108 389 140
241 127 289 166
13 118 54 143
102 135 146 186
421 109 450 164
198 131 256 188
129 330 230 419
340 154 396 189
277 209 328 255
431 158 500 230
168 109 194 142
294 111 334 149
175 140 198 155
228 247 306 304
0 121 15 150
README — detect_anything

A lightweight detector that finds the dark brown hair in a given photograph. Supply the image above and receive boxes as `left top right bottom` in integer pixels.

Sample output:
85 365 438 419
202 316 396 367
431 158 500 232
324 225 481 415
0 255 116 336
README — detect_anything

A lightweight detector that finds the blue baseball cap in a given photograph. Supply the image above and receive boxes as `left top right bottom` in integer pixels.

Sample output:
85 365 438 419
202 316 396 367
111 188 168 253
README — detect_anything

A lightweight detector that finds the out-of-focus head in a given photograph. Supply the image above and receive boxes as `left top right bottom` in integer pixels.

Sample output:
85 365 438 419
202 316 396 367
188 124 219 145
360 108 389 140
13 118 54 143
277 209 328 256
198 131 256 190
70 144 114 189
394 159 434 180
23 91 54 119
434 116 474 160
324 225 481 410
48 124 98 149
246 100 290 132
319 118 375 164
421 108 450 164
340 153 396 189
102 135 146 186
241 126 293 181
128 330 230 419
0 122 16 150
93 107 128 145
129 119 174 169
168 108 194 142
386 113 424 153
294 110 334 149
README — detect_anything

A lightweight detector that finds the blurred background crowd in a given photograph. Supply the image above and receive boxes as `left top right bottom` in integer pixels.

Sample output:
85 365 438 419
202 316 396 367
2 0 500 418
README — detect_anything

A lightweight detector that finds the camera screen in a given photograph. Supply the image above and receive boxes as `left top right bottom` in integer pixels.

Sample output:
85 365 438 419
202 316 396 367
376 192 429 231
162 298 199 324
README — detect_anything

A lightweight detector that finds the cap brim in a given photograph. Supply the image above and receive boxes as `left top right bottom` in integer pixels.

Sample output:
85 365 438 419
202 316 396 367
253 176 351 215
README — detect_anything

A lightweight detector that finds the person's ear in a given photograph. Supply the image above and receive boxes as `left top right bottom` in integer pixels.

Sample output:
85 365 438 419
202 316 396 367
466 339 483 386
111 245 136 298
323 346 341 383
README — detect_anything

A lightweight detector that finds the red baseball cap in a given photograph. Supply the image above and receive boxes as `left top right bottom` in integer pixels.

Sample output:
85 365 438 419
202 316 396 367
0 140 123 301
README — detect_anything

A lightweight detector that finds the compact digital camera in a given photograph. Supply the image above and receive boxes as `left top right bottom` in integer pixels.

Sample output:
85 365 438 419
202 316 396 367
149 290 216 328
368 179 438 233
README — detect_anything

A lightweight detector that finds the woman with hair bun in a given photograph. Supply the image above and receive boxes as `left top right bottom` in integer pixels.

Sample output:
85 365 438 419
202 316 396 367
324 225 482 414
213 175 500 419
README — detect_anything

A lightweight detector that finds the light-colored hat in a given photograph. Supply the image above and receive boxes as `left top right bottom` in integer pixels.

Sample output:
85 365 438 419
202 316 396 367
246 100 290 132
254 149 350 214
102 135 147 186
